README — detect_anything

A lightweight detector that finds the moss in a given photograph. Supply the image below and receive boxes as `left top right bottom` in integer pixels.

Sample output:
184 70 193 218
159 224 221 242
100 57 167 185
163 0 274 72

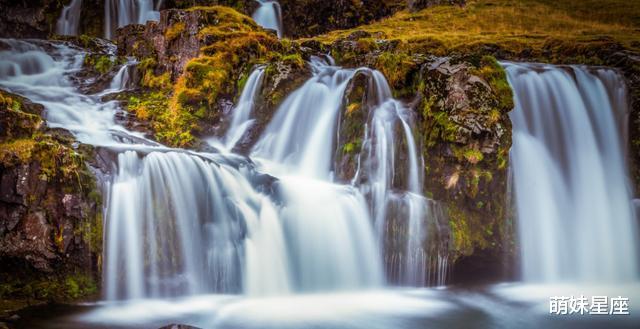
165 21 186 41
281 53 305 69
0 273 98 302
471 55 514 111
463 148 484 164
375 51 415 90
84 55 115 75
125 6 297 148
0 139 37 164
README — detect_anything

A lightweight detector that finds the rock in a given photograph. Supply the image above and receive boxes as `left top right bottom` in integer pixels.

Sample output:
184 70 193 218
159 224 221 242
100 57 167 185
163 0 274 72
0 0 63 38
158 324 202 329
0 90 102 302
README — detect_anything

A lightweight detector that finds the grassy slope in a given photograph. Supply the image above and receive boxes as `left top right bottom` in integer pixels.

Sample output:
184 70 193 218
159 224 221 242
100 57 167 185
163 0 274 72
311 0 640 54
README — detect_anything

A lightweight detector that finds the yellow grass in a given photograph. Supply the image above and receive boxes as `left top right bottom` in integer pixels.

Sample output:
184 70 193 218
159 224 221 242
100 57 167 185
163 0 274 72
312 0 640 53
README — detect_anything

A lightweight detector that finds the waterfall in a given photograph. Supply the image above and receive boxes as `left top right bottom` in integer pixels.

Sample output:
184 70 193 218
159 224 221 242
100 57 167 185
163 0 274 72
251 57 383 291
253 57 442 287
1 36 451 302
56 0 83 36
354 70 438 286
504 62 640 283
252 0 283 38
212 65 265 151
104 0 161 39
105 151 268 299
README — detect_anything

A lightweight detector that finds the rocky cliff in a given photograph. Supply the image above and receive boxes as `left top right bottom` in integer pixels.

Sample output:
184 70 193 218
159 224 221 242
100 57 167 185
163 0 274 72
0 90 102 305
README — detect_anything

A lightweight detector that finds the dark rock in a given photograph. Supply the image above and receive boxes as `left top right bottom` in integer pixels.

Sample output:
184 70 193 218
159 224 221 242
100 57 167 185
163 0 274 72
158 324 202 329
0 0 63 38
0 90 102 301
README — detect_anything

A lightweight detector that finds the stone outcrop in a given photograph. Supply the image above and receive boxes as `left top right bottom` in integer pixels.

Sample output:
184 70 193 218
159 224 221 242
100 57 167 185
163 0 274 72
115 6 311 149
0 0 64 38
323 32 515 283
0 90 102 302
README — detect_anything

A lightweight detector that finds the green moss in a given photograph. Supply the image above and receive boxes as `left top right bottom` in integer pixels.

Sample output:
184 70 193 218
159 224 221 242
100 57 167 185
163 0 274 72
84 55 115 75
471 55 514 111
165 21 186 41
463 148 484 164
375 51 415 90
0 273 98 302
125 6 295 148
281 53 305 69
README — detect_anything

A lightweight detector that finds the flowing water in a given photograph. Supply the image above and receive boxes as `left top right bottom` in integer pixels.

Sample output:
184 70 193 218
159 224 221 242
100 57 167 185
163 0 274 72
56 0 83 36
104 0 162 39
252 0 283 38
504 62 640 283
208 65 266 151
2 38 640 328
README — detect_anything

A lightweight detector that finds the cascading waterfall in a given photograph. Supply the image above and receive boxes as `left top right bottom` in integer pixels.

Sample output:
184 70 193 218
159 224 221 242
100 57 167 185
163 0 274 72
1 40 389 300
104 0 162 39
504 62 640 283
0 35 450 306
56 0 83 36
252 0 283 38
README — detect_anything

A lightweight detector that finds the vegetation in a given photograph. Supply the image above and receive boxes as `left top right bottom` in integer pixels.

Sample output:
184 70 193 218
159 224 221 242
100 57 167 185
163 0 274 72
128 6 300 147
313 0 640 54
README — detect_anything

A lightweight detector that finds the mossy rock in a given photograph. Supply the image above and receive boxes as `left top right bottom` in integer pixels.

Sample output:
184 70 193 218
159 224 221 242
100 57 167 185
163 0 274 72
0 90 102 304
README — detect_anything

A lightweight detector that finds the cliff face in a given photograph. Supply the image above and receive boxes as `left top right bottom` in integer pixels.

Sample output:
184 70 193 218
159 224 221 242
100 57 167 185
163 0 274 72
0 91 102 303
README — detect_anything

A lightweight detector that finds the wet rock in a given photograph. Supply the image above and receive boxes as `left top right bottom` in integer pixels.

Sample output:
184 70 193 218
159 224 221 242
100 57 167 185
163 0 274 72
0 90 102 301
158 324 202 329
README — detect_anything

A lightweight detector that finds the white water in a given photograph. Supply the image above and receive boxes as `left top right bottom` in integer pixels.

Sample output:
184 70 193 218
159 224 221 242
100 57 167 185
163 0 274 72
211 66 266 151
0 39 139 145
104 0 162 39
353 70 444 286
56 0 83 36
252 0 283 38
251 57 384 290
504 62 640 283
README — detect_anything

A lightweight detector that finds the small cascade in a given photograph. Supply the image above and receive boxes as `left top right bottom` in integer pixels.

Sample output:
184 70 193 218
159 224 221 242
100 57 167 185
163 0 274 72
220 65 266 150
251 57 383 291
252 57 357 179
56 0 83 36
351 70 443 286
109 63 132 90
104 0 162 39
504 62 640 283
0 39 130 145
105 151 267 299
252 0 283 38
